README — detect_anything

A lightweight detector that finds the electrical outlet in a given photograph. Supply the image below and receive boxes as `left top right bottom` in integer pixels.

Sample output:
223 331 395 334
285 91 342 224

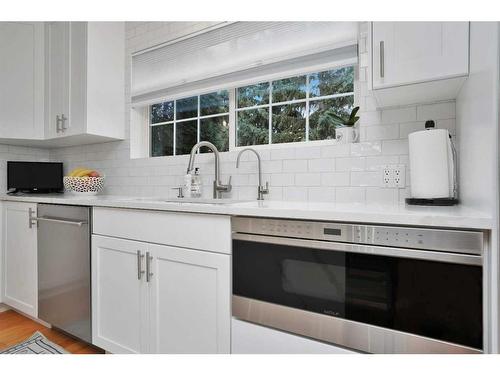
382 166 393 187
381 164 406 188
393 164 406 188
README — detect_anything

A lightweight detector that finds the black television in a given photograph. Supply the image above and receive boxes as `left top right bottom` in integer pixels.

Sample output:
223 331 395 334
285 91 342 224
7 161 64 194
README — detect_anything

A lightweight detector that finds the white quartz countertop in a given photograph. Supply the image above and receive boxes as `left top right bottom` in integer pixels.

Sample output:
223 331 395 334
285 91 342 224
0 194 493 230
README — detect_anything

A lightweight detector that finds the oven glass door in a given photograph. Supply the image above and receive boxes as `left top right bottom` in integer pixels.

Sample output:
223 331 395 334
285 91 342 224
232 239 483 350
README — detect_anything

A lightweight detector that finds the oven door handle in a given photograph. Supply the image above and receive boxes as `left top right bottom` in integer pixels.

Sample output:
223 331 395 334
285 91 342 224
232 233 482 266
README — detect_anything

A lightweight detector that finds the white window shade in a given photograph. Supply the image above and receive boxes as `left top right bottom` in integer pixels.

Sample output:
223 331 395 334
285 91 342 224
132 22 358 105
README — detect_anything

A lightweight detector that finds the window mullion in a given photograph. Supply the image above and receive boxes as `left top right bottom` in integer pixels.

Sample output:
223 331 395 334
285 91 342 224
305 74 310 142
173 100 177 156
229 89 236 150
268 81 272 145
197 95 200 145
148 106 152 157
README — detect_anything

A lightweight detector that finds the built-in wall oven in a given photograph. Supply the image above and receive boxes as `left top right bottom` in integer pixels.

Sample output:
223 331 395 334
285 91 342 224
232 217 485 354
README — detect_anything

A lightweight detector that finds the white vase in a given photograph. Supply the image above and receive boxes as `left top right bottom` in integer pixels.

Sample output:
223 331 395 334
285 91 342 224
335 126 359 144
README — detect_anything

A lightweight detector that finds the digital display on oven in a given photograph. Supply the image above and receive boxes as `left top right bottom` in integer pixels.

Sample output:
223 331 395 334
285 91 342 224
324 227 342 236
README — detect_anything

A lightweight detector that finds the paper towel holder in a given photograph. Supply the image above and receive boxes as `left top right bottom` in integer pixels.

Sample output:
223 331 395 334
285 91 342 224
406 120 459 206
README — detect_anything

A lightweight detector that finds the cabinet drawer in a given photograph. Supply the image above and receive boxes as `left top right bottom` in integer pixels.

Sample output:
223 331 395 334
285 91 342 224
93 207 231 254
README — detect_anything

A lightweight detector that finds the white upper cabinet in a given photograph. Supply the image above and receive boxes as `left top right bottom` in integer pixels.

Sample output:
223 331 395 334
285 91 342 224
44 22 125 145
0 22 44 140
45 22 70 139
370 22 469 107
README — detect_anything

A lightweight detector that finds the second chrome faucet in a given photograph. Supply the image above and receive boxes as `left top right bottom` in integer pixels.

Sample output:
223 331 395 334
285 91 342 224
186 141 269 201
236 148 269 200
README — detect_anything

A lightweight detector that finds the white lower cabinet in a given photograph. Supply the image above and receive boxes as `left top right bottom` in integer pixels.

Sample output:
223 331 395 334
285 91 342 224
91 235 148 353
92 234 230 354
1 202 38 318
149 244 230 353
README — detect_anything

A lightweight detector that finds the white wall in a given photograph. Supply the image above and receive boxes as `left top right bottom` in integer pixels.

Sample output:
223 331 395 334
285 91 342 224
456 21 500 353
49 22 457 204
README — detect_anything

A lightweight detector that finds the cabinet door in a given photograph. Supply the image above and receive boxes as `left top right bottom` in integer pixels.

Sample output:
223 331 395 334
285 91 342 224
45 22 70 138
148 244 230 353
372 22 469 89
65 22 87 138
0 22 44 139
2 202 37 317
91 235 148 353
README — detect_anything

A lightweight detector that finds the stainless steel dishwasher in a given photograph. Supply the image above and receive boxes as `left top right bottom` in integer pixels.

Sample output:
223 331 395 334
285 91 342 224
36 204 91 343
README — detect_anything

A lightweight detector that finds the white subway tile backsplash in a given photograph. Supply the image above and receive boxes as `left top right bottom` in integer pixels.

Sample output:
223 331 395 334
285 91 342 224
366 187 399 205
283 186 308 201
283 159 308 173
365 124 399 141
365 156 400 171
307 187 335 202
381 107 417 124
351 171 381 187
321 144 350 158
271 147 296 160
295 173 321 187
335 187 366 204
321 172 350 187
335 157 365 171
350 142 382 156
295 146 321 159
399 122 425 138
271 173 295 186
359 111 381 126
308 158 334 172
417 101 455 121
382 139 409 155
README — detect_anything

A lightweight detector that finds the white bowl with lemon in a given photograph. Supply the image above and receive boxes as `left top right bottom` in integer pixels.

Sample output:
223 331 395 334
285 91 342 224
64 168 105 195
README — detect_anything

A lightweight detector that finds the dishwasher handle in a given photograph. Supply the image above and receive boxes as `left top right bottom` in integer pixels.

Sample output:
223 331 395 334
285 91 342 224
34 216 88 227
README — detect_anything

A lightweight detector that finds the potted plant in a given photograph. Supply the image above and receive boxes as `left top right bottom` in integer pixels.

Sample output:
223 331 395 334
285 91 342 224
318 106 360 143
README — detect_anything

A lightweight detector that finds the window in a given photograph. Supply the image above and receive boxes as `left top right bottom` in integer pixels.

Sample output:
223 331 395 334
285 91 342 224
150 90 229 156
149 66 354 157
236 66 354 146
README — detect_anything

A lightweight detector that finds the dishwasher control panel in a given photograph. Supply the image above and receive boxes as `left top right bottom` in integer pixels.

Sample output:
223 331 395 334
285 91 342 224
232 217 484 255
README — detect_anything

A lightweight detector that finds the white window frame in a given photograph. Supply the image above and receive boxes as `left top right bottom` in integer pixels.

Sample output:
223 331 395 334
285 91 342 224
148 64 356 157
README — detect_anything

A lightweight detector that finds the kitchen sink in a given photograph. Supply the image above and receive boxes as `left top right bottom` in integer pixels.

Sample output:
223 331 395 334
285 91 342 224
132 197 252 205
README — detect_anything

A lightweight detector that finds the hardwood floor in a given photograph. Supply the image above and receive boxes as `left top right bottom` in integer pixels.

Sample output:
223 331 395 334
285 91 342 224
0 309 103 354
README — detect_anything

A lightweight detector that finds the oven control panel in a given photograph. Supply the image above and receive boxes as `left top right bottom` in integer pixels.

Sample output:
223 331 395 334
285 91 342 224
232 217 484 255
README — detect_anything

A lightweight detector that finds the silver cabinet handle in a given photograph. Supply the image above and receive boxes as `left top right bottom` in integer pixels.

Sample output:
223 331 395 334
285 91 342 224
61 114 68 131
137 250 145 280
380 41 385 78
56 115 62 133
146 252 153 282
34 216 87 226
28 208 37 229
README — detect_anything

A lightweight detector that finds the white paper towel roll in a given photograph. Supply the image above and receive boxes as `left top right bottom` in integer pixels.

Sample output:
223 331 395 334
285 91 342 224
409 129 454 199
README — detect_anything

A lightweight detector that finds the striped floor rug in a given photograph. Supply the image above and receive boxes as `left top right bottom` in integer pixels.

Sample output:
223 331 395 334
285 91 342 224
0 331 68 354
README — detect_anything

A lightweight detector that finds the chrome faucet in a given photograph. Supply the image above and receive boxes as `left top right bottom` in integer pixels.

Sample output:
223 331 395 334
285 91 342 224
186 141 232 199
236 148 269 200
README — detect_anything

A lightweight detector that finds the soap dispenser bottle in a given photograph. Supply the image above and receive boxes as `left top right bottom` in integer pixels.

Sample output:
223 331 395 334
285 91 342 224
190 167 202 198
184 171 192 198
